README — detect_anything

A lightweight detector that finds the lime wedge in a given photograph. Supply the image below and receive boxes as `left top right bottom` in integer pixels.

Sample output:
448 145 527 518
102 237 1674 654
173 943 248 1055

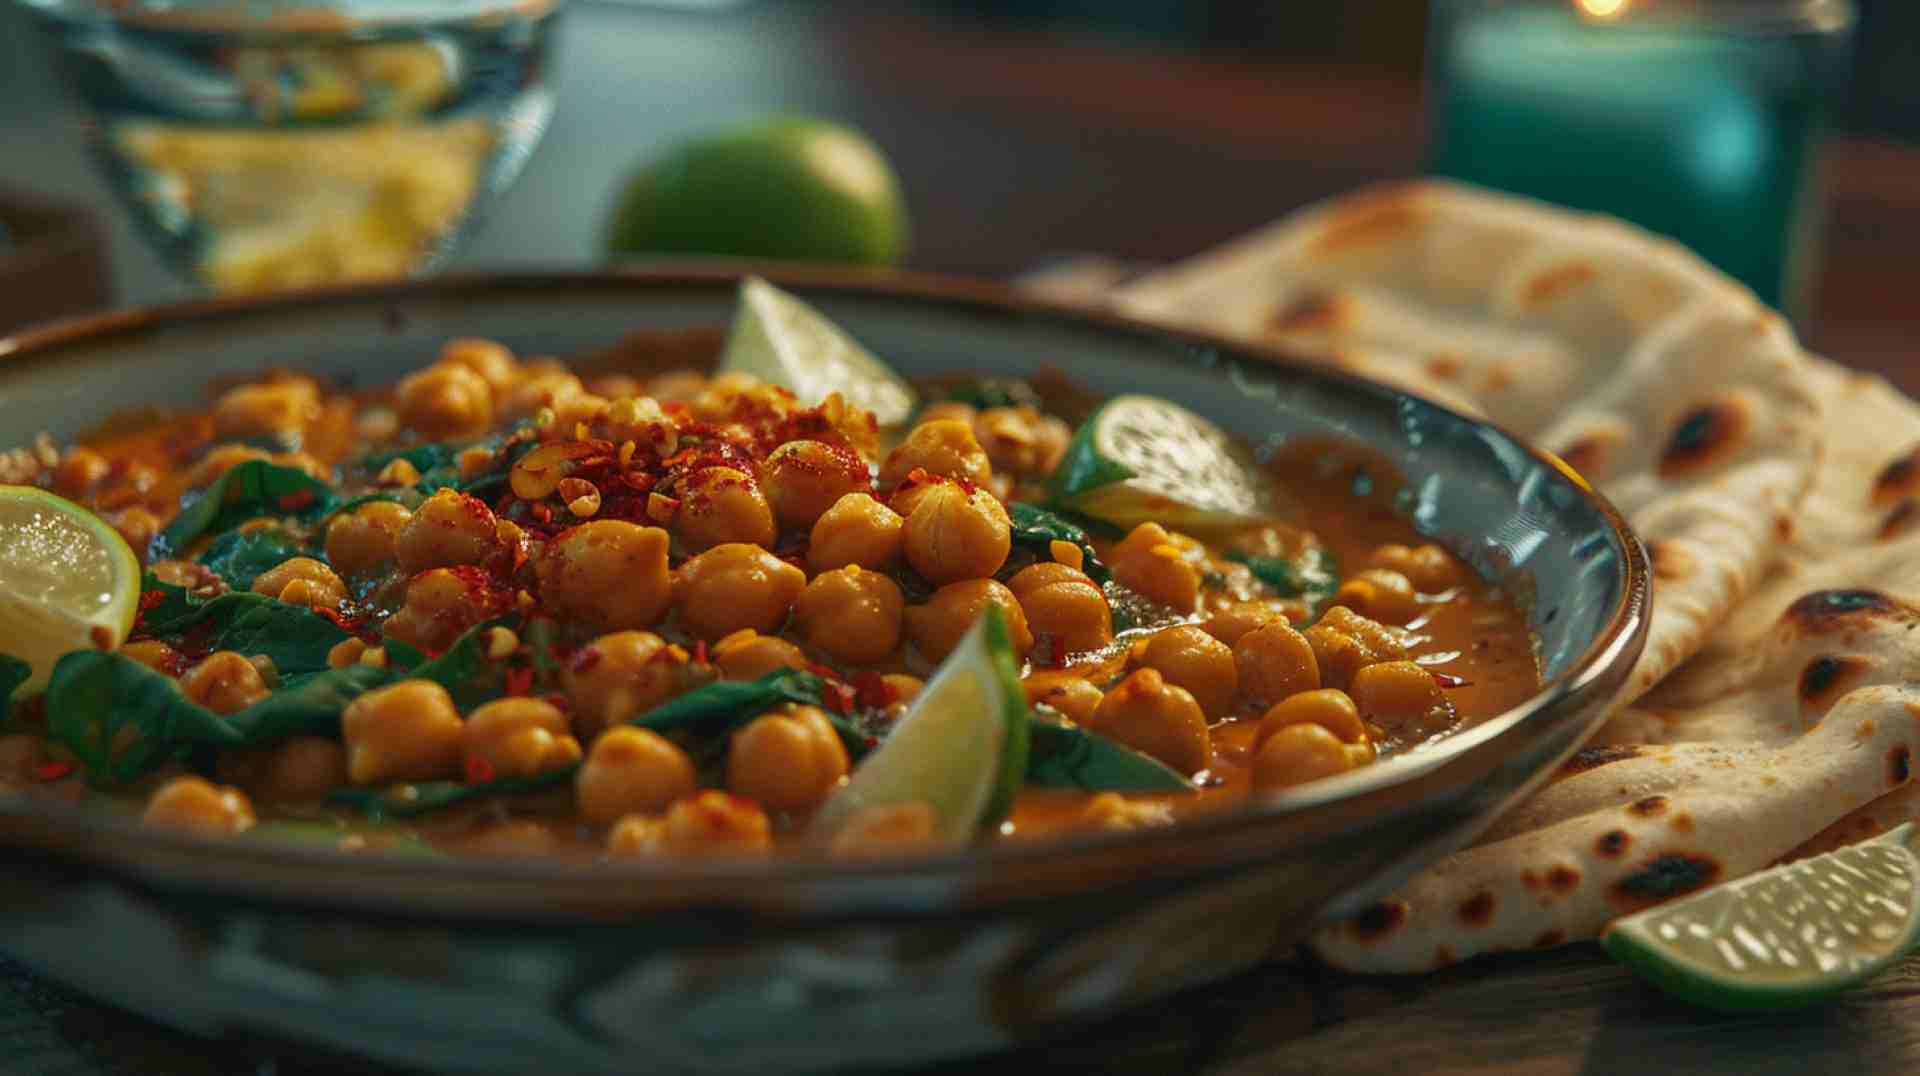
0 486 142 694
719 277 917 428
1602 823 1920 1012
1050 394 1278 533
810 605 1030 845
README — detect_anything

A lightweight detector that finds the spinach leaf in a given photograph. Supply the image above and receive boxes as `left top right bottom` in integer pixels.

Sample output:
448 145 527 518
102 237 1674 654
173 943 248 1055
137 579 351 677
328 769 574 822
1228 546 1339 614
45 650 393 784
1006 502 1112 584
160 461 336 555
197 527 308 591
1026 720 1195 792
386 618 514 709
358 441 465 477
0 655 33 729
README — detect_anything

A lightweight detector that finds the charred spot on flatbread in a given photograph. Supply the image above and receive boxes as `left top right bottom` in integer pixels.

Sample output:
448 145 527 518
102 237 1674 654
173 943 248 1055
1782 589 1905 632
1558 744 1641 778
1425 353 1464 381
1879 500 1920 541
1646 540 1693 583
1892 745 1912 787
1457 891 1496 927
1555 430 1623 482
1547 865 1581 893
1310 187 1424 255
1799 655 1874 713
1520 262 1597 308
1595 829 1631 859
1612 853 1720 911
1267 291 1353 335
1349 899 1409 944
1658 397 1751 479
1871 446 1920 507
1628 795 1669 817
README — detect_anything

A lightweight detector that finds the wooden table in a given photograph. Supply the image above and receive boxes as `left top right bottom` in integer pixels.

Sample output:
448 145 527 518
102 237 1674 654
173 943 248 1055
2 3 1920 1073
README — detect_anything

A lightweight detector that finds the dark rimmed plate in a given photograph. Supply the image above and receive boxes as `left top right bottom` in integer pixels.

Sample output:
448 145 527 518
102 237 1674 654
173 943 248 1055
0 269 1648 1073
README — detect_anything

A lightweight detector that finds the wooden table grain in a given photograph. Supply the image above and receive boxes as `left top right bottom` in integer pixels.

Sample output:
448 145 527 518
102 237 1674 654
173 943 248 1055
2 3 1919 1073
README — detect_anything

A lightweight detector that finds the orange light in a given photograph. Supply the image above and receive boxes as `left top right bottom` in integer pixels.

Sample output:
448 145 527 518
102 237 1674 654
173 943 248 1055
1578 0 1628 17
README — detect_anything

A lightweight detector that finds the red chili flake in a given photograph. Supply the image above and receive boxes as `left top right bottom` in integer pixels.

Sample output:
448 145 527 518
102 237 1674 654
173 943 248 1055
852 670 897 709
692 640 709 666
531 503 553 525
822 680 856 715
504 666 536 696
464 755 496 785
33 761 73 783
1430 671 1472 688
1048 634 1068 667
138 589 167 612
276 488 317 512
863 736 879 750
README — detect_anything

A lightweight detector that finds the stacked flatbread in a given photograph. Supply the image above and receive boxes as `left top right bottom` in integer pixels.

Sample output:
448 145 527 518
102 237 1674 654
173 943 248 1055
1093 181 1920 973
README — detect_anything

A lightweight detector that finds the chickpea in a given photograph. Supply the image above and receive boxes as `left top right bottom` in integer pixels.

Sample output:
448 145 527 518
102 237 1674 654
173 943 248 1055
879 419 993 489
1302 606 1409 692
973 407 1071 476
536 521 673 632
1252 723 1354 790
395 489 499 574
438 338 518 392
183 650 271 714
793 566 904 664
764 440 869 531
464 698 582 780
340 679 465 784
1201 599 1290 646
646 370 708 405
607 791 773 858
53 447 110 495
142 776 256 835
395 362 494 440
382 567 507 653
112 506 161 553
1109 523 1204 612
501 369 585 422
902 482 1011 585
0 734 48 783
826 801 942 858
120 639 181 674
245 736 350 804
573 728 695 826
1023 670 1104 724
187 444 272 488
688 371 766 421
1233 621 1320 709
1007 562 1086 599
1078 792 1175 832
1083 668 1211 775
674 466 776 551
906 579 1034 663
1331 568 1419 626
671 543 805 641
602 395 678 457
1018 580 1113 658
588 374 645 399
562 631 689 738
544 392 610 436
1256 689 1367 747
916 402 977 427
807 493 903 575
1350 661 1455 737
712 630 809 681
213 379 320 443
1370 543 1466 593
1139 625 1237 718
325 500 413 578
727 705 852 813
250 556 347 610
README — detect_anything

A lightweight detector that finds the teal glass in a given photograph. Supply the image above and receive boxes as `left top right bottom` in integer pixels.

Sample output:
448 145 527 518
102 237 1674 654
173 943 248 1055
1427 0 1854 321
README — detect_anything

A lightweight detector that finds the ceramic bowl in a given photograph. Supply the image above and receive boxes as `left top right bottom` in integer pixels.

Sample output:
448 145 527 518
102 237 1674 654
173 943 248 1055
0 270 1648 1073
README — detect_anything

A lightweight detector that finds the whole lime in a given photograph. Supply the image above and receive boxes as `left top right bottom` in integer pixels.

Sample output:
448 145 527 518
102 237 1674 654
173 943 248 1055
605 116 909 266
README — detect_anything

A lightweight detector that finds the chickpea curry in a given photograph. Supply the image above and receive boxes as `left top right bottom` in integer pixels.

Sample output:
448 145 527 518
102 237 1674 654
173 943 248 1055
0 285 1541 861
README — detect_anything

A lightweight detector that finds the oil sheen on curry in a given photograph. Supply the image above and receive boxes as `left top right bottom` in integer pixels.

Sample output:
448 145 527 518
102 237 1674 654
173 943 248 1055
0 316 1541 861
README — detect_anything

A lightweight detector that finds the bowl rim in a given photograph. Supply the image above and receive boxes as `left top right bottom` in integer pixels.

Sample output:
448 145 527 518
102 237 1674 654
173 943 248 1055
0 266 1650 919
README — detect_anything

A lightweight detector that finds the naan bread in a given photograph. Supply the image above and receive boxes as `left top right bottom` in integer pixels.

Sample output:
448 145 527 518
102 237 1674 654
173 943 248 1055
1117 180 1820 700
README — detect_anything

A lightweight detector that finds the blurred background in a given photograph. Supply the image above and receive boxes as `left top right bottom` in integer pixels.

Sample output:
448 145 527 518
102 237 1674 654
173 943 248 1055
0 0 1914 364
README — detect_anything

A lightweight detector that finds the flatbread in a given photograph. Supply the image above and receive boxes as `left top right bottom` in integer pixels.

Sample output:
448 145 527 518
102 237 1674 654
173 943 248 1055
1117 180 1821 701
